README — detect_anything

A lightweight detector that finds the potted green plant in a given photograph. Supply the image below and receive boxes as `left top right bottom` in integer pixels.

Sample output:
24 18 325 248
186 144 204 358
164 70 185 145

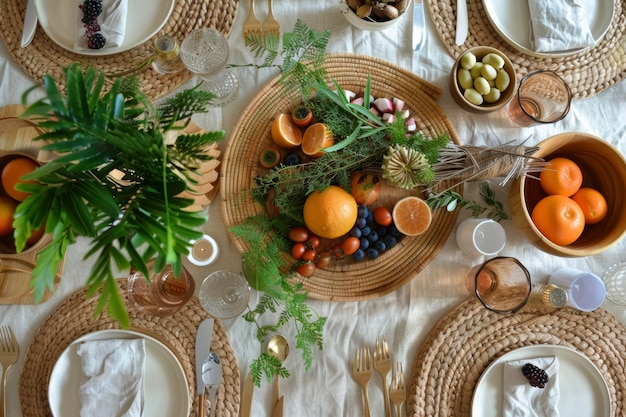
17 64 224 326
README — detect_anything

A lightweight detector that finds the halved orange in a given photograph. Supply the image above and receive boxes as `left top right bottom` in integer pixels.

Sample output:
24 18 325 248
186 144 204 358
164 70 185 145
392 196 432 236
301 123 334 158
271 113 303 149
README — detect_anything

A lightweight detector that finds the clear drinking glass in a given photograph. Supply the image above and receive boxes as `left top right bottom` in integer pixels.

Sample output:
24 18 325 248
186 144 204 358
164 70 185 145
180 28 238 106
127 261 195 316
465 256 532 314
508 70 572 127
199 270 251 319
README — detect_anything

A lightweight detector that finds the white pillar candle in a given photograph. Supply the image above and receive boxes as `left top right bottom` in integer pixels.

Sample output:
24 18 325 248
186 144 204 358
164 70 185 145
187 234 219 266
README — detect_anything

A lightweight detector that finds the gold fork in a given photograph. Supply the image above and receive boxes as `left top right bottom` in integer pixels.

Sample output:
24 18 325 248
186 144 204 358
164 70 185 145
353 347 372 417
243 0 263 40
389 361 406 417
0 326 19 417
374 336 392 417
263 0 281 37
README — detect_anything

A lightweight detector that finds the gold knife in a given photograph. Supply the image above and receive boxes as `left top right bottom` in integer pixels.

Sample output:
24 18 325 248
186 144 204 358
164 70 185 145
240 371 254 417
271 395 284 417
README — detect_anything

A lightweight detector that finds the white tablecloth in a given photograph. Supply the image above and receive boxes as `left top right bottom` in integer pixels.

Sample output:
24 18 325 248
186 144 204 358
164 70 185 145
1 2 625 416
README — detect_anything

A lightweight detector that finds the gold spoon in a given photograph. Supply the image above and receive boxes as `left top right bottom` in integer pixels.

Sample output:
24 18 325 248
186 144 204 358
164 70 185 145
266 334 289 409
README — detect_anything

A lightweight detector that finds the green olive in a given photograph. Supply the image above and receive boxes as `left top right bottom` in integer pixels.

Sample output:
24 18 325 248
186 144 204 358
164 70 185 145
495 70 511 91
469 62 484 79
464 88 484 106
460 52 477 70
457 69 474 90
482 53 505 70
474 77 491 95
484 88 502 104
480 64 497 81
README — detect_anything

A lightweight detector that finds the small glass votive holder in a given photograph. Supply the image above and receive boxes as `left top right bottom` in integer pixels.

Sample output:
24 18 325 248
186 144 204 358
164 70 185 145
152 35 185 74
199 271 251 319
603 262 626 305
465 256 532 314
127 261 195 316
508 70 572 127
456 217 506 257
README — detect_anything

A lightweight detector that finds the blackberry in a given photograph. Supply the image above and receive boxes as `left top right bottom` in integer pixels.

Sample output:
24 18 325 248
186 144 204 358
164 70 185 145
88 33 106 49
82 0 103 19
522 363 549 388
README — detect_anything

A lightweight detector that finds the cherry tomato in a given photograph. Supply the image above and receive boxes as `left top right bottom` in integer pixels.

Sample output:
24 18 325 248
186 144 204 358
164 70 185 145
341 237 361 255
291 242 306 259
330 243 344 259
289 226 309 242
373 207 393 226
315 251 332 269
305 235 321 249
297 262 316 278
301 248 317 262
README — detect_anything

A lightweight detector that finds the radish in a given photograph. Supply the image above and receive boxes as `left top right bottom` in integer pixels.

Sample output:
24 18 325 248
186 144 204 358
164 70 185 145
373 97 394 113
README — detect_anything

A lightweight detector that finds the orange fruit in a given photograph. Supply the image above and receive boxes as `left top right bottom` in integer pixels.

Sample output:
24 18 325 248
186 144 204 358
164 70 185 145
1 157 39 201
571 187 608 225
531 195 585 246
539 157 583 197
0 196 17 237
301 123 334 158
270 113 303 149
392 196 432 236
303 185 358 239
26 224 46 245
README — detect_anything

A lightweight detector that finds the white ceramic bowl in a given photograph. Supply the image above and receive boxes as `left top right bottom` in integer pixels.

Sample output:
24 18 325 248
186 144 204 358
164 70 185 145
339 0 411 31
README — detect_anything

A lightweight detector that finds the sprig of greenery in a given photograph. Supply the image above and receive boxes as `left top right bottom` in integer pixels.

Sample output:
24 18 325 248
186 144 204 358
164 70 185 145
18 64 223 326
426 181 509 222
230 214 325 386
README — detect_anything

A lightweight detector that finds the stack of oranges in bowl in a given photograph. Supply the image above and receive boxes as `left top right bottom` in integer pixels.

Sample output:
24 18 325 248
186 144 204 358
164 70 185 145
0 153 43 253
509 133 626 257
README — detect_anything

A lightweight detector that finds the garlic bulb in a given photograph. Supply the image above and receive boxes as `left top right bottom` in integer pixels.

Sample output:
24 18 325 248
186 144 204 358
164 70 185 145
382 145 430 189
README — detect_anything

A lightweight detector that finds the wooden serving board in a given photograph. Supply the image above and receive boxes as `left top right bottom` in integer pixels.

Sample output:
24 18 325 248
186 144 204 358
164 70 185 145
0 105 64 305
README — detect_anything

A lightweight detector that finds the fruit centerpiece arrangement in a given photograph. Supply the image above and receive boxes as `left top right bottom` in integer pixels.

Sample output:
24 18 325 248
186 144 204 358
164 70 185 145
230 21 543 385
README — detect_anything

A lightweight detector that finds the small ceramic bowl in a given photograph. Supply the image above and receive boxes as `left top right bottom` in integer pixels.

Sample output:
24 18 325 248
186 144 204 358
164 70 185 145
340 0 411 31
449 46 517 114
509 132 626 257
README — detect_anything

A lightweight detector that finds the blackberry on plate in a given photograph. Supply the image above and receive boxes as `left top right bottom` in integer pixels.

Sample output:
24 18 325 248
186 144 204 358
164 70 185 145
82 0 103 18
88 33 106 49
522 363 549 388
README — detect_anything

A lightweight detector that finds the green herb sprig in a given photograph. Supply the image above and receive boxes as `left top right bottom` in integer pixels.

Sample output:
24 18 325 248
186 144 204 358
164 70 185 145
426 181 510 222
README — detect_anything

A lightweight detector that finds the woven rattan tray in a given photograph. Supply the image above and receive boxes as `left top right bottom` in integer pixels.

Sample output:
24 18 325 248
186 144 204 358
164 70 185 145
408 299 626 416
1 0 239 99
426 0 626 99
19 279 240 417
220 53 461 301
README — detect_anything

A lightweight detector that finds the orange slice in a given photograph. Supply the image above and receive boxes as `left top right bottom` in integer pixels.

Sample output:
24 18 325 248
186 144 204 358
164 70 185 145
392 196 432 236
271 113 303 149
301 123 334 158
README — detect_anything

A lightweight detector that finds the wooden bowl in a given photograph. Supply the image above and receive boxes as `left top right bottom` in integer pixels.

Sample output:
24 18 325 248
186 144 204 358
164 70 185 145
449 46 517 114
509 132 626 257
339 0 410 31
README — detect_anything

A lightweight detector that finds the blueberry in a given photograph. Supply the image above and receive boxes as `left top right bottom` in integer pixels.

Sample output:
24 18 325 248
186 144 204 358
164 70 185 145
383 235 397 248
365 248 379 259
367 231 379 243
352 249 365 261
377 226 388 237
366 210 374 223
388 223 403 237
349 226 362 238
283 152 301 166
355 218 367 229
359 237 370 250
374 240 387 252
360 225 371 237
357 205 369 219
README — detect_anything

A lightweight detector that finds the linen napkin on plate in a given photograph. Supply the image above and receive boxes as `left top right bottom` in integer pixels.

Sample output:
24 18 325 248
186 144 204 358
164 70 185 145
503 356 560 417
527 0 595 53
76 338 146 417
74 0 128 51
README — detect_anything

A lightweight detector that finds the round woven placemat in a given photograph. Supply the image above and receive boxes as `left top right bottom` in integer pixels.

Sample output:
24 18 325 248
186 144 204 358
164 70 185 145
1 0 239 99
407 299 626 416
426 0 626 99
19 279 240 417
220 52 461 301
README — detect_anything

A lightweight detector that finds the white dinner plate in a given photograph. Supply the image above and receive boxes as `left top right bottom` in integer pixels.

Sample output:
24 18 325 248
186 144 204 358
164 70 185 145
472 345 610 417
482 0 615 58
35 0 175 56
48 329 189 417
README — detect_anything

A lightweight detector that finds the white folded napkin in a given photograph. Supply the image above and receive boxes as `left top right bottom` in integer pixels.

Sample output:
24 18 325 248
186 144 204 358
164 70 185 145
76 338 146 417
527 0 595 53
74 0 128 51
503 356 560 417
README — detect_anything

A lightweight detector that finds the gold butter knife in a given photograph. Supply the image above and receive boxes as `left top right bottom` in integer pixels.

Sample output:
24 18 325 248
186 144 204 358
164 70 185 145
240 371 254 417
